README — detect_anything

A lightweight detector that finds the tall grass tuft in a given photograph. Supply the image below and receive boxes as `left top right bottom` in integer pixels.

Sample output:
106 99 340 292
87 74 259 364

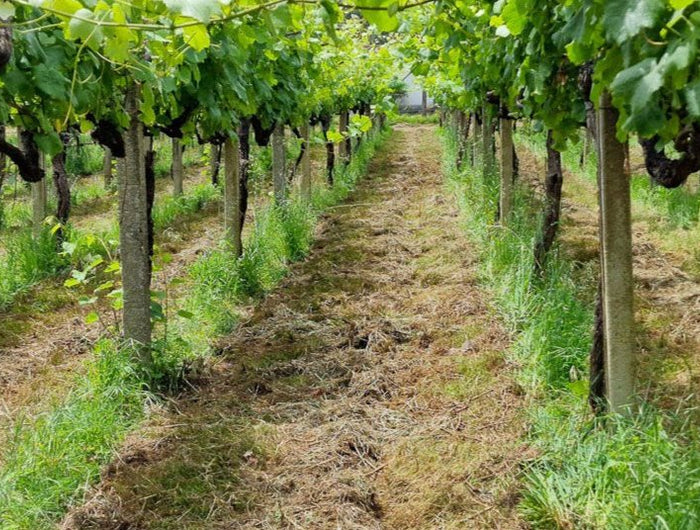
0 200 32 232
65 141 104 177
443 127 700 529
0 341 147 528
0 228 67 310
152 183 220 231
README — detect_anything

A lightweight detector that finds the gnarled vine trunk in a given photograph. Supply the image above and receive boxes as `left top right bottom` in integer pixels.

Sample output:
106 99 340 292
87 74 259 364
339 111 350 164
238 119 251 232
172 137 183 197
456 111 471 170
210 142 222 186
1 129 44 183
639 127 700 188
589 280 606 413
224 135 242 256
0 126 6 193
0 18 12 70
533 131 563 275
321 115 335 185
52 136 71 243
144 135 155 261
473 112 482 167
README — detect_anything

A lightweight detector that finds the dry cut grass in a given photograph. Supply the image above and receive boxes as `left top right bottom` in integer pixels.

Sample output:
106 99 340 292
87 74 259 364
63 125 528 529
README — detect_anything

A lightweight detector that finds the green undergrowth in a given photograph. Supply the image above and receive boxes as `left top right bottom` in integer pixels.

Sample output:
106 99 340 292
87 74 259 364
0 125 390 529
65 140 104 177
0 181 219 313
0 228 66 310
0 341 147 528
70 179 113 211
0 200 31 232
517 129 700 231
154 138 204 178
153 182 219 231
392 112 439 124
443 129 700 529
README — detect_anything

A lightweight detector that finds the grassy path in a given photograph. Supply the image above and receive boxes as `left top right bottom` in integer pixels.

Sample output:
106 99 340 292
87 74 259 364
63 124 526 529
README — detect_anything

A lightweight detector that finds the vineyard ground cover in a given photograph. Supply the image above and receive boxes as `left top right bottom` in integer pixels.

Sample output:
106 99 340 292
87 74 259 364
0 170 229 452
0 126 389 528
0 148 217 314
57 124 526 529
0 145 320 421
471 131 700 527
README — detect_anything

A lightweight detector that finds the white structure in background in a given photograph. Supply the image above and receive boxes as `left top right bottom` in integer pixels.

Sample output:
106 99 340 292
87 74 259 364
398 72 435 113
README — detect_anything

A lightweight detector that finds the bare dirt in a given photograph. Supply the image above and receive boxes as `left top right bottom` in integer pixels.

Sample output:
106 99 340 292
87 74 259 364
62 124 527 529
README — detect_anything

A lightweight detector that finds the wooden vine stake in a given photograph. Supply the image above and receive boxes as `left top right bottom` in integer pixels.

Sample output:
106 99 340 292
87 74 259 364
103 147 113 188
119 83 153 361
272 123 287 205
482 105 494 178
473 113 482 168
338 111 349 164
31 176 47 236
172 137 184 197
300 122 312 202
224 135 242 256
499 115 514 224
597 91 634 413
22 130 47 236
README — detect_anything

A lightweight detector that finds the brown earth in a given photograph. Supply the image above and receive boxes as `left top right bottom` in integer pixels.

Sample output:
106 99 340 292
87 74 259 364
62 124 527 529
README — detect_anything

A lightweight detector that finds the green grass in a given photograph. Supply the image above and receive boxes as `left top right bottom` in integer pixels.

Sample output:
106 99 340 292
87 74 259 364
0 200 31 232
0 228 67 310
152 182 220 231
65 140 105 177
392 112 439 124
521 400 700 529
71 179 110 209
518 129 700 231
148 137 204 179
443 127 700 530
0 341 147 529
0 179 218 313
